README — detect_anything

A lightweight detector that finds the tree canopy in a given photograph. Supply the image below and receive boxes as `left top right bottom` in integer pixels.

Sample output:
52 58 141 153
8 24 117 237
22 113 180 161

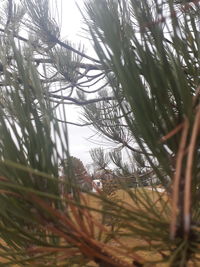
61 156 92 192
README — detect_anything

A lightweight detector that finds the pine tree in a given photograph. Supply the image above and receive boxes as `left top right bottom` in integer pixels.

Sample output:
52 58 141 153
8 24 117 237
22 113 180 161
61 156 92 192
85 0 200 265
0 0 199 266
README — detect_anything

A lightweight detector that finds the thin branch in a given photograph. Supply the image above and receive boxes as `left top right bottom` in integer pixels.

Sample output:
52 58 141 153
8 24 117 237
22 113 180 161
48 94 115 106
0 27 31 43
53 37 101 64
54 118 93 127
160 123 184 143
0 27 101 64
170 118 189 240
184 106 200 235
77 75 106 88
34 58 103 70
122 141 153 156
6 0 13 28
76 82 109 94
4 55 103 71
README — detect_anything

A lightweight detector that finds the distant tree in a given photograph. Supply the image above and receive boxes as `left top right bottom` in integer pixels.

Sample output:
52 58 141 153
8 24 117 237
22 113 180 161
90 147 158 187
90 147 110 172
61 156 92 192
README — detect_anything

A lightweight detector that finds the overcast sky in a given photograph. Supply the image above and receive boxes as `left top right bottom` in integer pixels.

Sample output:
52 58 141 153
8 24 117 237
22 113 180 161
57 0 112 165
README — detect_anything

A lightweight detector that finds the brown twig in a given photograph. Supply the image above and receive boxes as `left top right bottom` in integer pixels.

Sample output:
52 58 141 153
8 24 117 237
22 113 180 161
160 122 184 143
184 106 200 235
170 118 189 239
193 85 200 106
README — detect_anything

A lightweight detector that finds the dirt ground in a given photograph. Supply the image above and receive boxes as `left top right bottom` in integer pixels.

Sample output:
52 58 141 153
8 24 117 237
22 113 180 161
0 187 171 266
83 187 170 266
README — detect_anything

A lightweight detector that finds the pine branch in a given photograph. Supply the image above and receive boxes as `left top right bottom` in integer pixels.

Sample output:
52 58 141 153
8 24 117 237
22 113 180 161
0 27 101 64
5 0 13 28
54 118 93 126
48 94 115 105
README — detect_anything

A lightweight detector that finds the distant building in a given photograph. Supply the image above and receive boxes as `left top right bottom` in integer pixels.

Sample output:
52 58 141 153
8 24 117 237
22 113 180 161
92 179 103 192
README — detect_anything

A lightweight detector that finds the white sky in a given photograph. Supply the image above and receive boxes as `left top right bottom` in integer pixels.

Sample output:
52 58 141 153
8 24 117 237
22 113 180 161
57 0 113 165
